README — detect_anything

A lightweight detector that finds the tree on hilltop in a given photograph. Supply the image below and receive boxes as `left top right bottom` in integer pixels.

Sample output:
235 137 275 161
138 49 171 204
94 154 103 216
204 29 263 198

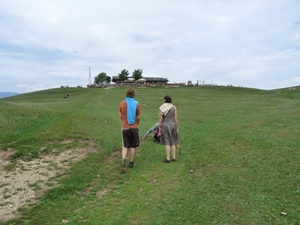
132 69 143 81
106 76 111 83
94 72 110 85
118 69 129 81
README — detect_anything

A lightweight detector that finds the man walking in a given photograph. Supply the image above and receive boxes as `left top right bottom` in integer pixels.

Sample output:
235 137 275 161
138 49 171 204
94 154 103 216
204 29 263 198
119 88 141 173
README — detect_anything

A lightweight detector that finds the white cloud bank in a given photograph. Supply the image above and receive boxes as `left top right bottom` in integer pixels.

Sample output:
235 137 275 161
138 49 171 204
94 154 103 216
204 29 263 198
0 0 299 93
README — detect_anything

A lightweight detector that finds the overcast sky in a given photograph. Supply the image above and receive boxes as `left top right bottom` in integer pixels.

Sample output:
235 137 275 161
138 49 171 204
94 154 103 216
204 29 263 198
0 0 299 93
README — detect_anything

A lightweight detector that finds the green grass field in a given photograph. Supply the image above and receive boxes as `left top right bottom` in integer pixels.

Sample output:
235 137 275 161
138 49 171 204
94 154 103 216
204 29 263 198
0 86 299 225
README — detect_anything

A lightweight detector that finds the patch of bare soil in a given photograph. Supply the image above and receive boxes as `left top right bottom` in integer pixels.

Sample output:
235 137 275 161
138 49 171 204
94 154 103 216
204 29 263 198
0 140 97 222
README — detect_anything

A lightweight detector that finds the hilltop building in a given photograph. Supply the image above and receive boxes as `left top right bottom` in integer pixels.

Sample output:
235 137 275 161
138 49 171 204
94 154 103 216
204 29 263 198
112 76 168 85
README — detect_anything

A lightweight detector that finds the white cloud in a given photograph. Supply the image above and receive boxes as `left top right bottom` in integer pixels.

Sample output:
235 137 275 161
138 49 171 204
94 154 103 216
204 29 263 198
0 0 299 93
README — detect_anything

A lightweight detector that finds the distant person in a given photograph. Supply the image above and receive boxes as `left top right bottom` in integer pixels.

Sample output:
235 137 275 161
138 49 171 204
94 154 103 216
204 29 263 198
144 122 161 142
159 95 179 163
119 88 141 173
63 94 70 98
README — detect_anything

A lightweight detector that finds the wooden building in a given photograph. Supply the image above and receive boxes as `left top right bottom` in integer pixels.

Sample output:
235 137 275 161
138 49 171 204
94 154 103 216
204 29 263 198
112 76 168 85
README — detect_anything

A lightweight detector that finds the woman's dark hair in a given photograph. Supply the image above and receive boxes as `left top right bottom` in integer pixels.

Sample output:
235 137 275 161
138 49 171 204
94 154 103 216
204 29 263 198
164 95 172 103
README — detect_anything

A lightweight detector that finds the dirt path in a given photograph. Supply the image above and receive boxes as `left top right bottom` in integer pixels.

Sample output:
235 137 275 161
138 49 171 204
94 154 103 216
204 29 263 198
0 141 97 222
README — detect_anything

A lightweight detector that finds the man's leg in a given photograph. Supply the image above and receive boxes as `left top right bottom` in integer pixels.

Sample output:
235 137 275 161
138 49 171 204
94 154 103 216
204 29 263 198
121 147 128 173
130 148 136 162
122 147 128 160
129 127 139 168
129 148 136 168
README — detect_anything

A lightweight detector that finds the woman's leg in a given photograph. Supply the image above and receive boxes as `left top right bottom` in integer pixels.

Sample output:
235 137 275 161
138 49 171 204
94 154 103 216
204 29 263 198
165 145 170 160
171 145 176 159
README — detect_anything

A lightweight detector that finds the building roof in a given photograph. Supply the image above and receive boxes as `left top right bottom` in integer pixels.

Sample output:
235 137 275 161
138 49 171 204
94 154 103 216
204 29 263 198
112 76 167 83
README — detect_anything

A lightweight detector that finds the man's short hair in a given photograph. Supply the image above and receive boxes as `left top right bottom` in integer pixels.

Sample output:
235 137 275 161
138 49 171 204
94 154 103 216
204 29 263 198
126 88 136 98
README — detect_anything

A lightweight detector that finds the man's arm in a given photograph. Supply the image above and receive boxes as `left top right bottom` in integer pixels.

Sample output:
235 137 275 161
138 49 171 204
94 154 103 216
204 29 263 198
135 115 140 125
135 103 141 125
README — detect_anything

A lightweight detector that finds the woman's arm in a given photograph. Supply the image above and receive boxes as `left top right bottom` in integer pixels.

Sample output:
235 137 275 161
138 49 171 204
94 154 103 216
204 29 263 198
174 106 178 128
158 111 163 127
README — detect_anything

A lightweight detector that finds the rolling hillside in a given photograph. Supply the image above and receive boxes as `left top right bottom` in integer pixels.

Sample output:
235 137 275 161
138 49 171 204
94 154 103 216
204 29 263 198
0 86 299 225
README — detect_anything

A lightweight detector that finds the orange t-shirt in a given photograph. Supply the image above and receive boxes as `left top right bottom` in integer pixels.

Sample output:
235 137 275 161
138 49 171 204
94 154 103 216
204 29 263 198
119 100 141 128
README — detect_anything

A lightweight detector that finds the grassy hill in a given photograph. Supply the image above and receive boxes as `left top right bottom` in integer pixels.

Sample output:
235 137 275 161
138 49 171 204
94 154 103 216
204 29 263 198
0 86 299 224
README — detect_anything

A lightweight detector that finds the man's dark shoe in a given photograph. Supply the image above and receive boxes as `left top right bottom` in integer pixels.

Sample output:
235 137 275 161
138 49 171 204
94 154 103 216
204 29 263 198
161 159 171 163
172 158 177 162
121 159 126 174
129 162 136 168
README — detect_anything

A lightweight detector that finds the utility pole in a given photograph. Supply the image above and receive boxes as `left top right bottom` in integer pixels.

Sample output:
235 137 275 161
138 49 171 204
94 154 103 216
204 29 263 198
89 68 92 86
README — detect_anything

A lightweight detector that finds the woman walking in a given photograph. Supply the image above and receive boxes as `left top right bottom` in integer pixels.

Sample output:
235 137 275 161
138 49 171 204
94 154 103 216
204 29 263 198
159 95 179 163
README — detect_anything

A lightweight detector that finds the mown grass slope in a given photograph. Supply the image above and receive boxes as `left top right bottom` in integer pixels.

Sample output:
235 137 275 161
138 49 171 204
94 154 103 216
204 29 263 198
0 86 299 225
